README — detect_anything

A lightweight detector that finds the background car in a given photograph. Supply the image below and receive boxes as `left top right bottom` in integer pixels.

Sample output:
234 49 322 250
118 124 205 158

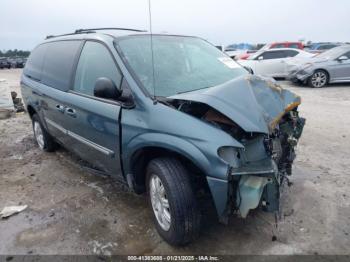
235 50 258 60
0 57 11 69
260 41 304 51
224 43 256 59
12 57 26 68
238 48 314 78
304 42 341 54
288 45 350 87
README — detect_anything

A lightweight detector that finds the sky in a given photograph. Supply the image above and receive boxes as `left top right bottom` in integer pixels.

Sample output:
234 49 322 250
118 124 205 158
1 0 349 51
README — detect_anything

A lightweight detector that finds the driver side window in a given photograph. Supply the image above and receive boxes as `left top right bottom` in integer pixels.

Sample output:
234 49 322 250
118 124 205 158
73 41 122 96
342 51 350 59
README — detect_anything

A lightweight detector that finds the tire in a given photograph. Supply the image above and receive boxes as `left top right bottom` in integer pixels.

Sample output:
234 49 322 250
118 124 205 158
308 70 328 88
32 114 57 152
146 157 201 246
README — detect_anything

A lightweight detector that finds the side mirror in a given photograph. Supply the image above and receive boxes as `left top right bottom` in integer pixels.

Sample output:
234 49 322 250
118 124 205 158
337 56 348 61
94 77 122 100
258 56 264 61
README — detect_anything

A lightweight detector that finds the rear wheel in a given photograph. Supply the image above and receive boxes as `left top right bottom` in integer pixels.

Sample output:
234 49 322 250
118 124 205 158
146 158 201 246
32 114 57 152
308 70 328 88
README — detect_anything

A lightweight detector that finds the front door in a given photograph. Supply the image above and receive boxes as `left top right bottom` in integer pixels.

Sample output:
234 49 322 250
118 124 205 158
63 41 123 177
254 50 287 77
330 51 350 82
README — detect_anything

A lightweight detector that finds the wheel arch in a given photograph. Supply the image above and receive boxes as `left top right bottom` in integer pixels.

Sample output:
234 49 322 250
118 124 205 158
27 104 37 119
124 136 212 194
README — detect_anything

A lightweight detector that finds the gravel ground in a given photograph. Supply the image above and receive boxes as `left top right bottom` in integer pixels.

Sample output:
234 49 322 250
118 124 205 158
0 69 349 255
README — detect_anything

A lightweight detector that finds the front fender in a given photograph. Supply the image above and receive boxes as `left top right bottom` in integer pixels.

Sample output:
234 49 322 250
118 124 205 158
123 132 211 177
123 132 232 220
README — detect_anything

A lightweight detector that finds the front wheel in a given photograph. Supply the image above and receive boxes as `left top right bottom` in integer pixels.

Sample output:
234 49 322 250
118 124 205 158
147 158 201 246
308 70 328 88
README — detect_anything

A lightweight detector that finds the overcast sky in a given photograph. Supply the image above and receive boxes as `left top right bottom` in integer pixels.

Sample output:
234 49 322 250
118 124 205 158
1 0 349 50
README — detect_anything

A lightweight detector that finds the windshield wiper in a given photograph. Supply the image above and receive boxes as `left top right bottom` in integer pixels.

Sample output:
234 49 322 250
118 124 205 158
176 86 212 94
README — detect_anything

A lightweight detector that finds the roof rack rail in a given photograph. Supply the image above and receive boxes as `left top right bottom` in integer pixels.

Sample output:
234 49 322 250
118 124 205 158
75 27 147 33
45 30 95 40
46 27 146 40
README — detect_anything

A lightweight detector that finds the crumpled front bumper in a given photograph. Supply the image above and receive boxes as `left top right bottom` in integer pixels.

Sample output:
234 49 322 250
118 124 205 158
287 68 313 83
206 157 280 223
232 158 278 218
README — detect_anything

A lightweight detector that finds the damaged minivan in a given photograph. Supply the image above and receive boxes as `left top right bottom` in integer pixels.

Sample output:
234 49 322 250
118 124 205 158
21 29 305 246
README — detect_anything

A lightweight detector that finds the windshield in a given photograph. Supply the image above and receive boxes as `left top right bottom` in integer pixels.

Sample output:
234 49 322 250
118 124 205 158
316 46 348 59
116 35 247 97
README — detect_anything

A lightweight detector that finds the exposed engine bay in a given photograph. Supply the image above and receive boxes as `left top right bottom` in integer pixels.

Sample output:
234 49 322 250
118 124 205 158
169 100 247 140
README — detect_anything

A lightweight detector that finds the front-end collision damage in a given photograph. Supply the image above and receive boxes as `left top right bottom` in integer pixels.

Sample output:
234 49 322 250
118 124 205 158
237 175 271 218
167 75 305 221
232 108 305 218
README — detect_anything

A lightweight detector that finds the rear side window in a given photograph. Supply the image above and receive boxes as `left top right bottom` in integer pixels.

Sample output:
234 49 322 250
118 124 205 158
342 51 350 58
73 41 122 96
272 44 285 48
285 50 298 57
258 51 286 60
41 41 82 91
23 44 47 81
288 44 300 49
319 44 336 50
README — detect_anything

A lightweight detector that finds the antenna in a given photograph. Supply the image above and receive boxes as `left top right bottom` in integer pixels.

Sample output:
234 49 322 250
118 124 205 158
148 0 157 103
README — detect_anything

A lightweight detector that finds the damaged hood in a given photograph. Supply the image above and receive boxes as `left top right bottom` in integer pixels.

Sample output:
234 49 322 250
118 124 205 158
170 75 301 134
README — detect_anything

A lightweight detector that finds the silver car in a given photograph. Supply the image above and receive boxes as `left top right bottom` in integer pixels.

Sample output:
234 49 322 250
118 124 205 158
289 45 350 88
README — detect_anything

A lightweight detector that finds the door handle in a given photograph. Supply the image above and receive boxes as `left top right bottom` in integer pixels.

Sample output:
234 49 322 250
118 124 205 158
56 104 65 113
65 108 77 118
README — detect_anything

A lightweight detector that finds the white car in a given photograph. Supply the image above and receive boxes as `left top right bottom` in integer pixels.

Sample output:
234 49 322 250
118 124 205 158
238 48 315 78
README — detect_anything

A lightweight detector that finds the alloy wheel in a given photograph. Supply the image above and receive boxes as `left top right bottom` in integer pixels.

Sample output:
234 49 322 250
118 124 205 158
311 71 327 88
149 174 171 231
33 121 45 149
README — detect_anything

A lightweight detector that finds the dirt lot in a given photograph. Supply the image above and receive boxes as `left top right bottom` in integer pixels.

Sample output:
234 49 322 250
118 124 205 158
0 69 349 255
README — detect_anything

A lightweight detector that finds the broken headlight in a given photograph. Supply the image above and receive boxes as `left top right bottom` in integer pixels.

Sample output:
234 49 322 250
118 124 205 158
218 146 240 167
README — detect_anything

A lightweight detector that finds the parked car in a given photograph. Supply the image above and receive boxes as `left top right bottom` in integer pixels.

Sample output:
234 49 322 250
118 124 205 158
304 43 341 54
10 57 26 68
236 50 258 60
21 29 305 245
238 48 314 78
288 45 350 87
260 42 304 51
225 43 256 59
225 43 255 52
0 58 11 69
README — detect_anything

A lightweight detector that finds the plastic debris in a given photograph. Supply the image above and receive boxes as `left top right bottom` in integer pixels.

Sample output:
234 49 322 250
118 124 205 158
0 205 27 218
0 79 15 119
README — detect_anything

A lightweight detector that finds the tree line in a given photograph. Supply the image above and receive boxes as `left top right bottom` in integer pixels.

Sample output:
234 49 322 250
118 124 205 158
0 49 30 58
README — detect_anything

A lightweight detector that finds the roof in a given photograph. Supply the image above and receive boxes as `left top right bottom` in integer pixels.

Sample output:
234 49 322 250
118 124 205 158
333 44 350 51
270 41 302 44
265 48 304 51
41 30 200 45
42 28 147 43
